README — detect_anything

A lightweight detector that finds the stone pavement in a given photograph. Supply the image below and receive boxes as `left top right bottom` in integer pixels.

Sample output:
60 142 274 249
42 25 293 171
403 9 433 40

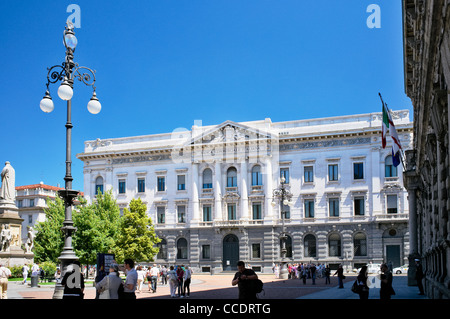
2 273 427 300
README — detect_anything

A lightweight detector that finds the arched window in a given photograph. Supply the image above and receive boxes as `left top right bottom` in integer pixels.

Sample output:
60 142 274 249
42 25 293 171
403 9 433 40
354 233 367 256
203 168 213 189
177 238 188 259
157 239 167 259
304 234 316 257
251 165 262 186
95 176 103 195
227 167 237 187
328 233 341 257
280 235 293 258
385 155 398 177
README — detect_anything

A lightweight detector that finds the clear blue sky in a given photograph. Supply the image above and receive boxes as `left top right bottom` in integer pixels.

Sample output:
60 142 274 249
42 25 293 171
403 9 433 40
0 0 412 192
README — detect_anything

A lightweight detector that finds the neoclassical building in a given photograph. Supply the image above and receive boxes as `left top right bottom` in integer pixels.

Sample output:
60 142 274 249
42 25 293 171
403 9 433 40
402 0 450 298
77 111 413 273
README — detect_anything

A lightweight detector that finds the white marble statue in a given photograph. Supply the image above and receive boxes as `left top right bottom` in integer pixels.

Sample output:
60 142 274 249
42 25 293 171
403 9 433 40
0 162 15 202
0 224 11 252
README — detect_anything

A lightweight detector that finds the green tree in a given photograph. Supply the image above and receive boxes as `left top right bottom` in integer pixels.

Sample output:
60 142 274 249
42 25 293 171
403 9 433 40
113 198 160 263
33 196 65 263
73 190 121 266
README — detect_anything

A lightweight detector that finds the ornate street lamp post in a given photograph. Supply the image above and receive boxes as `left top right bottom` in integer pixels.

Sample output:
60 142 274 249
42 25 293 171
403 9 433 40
40 21 101 299
272 176 293 279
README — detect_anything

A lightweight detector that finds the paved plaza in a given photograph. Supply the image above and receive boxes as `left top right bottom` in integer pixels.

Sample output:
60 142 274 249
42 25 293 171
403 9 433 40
3 273 427 300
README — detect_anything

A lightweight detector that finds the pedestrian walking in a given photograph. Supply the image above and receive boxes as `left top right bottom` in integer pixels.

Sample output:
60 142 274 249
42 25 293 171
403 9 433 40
333 264 345 288
415 259 425 295
177 264 185 297
0 263 11 299
150 264 159 292
183 265 192 298
96 264 124 299
310 264 316 285
231 261 259 300
324 265 331 284
122 258 137 299
22 264 29 284
380 263 395 300
355 265 370 299
167 266 178 298
136 265 146 293
61 260 85 299
301 266 307 284
160 265 167 285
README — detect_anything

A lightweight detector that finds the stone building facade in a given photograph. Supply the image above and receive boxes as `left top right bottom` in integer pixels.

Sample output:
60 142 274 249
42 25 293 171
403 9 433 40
402 0 450 299
77 111 413 274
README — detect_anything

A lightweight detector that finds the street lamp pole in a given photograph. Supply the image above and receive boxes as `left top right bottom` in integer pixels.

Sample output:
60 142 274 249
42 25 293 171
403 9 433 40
272 176 293 279
40 21 101 299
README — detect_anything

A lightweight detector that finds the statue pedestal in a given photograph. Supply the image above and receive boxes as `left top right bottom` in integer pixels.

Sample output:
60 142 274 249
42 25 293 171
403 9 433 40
0 204 34 267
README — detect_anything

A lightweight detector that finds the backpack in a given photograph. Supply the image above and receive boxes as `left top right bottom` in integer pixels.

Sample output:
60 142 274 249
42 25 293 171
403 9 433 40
252 279 264 294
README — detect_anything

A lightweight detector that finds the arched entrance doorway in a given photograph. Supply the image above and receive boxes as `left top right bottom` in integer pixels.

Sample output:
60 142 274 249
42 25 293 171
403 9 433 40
223 234 239 271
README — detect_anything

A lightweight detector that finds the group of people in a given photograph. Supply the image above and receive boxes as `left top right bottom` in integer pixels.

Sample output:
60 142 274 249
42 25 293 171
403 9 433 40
273 263 334 285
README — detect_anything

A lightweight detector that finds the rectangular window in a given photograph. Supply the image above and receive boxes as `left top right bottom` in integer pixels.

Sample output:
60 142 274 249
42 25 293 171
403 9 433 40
328 164 338 181
354 197 365 216
177 175 186 191
353 162 364 180
304 200 315 218
118 179 126 194
157 207 165 224
227 204 236 220
329 198 339 217
387 195 398 214
202 245 211 259
252 243 261 259
28 214 32 224
280 168 290 183
18 200 23 208
203 205 212 222
282 204 290 219
252 203 262 220
304 166 314 183
157 177 165 192
29 199 35 207
177 205 186 223
137 178 145 193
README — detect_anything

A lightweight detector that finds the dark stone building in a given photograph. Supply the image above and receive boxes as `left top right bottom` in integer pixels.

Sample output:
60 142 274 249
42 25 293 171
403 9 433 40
402 0 450 299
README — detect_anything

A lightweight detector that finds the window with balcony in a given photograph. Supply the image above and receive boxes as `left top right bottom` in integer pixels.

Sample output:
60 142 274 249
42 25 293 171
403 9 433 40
203 205 212 222
252 203 262 220
227 203 237 220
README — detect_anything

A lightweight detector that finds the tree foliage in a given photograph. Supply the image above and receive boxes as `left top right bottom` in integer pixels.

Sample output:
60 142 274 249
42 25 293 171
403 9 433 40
113 198 160 263
33 196 65 263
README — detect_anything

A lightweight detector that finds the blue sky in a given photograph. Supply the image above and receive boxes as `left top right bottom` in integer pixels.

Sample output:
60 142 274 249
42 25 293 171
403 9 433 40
0 0 412 192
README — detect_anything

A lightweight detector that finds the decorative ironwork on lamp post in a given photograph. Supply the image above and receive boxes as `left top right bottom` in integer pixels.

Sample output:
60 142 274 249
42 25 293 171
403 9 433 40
272 176 293 279
39 21 101 299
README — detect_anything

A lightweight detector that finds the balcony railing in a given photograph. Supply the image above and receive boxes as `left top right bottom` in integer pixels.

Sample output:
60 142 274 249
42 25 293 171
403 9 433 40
375 213 408 220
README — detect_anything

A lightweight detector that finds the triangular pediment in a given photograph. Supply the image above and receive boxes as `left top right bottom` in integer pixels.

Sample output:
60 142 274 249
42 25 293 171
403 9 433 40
189 120 275 146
